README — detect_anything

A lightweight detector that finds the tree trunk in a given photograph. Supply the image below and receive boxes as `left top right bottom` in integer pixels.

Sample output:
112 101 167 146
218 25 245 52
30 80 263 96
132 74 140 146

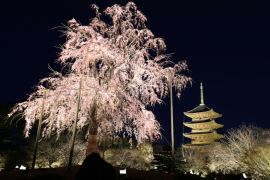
67 78 82 171
86 100 99 156
86 134 99 156
31 91 46 170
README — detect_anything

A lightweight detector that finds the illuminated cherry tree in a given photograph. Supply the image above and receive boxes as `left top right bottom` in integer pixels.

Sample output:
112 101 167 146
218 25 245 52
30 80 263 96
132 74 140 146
9 2 191 155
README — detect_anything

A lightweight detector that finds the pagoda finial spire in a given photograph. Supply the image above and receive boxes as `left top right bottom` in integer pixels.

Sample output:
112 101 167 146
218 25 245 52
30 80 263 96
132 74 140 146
200 82 205 105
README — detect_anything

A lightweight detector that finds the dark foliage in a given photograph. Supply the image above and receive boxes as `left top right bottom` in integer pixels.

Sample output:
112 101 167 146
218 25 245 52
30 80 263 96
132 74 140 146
31 174 67 180
75 152 116 180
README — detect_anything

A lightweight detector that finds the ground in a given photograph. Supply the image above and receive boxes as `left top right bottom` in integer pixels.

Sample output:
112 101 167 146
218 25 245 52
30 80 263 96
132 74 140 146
0 166 247 180
0 167 176 180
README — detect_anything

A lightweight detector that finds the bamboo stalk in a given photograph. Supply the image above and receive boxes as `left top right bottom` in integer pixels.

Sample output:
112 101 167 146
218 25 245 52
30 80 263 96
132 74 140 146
67 78 82 171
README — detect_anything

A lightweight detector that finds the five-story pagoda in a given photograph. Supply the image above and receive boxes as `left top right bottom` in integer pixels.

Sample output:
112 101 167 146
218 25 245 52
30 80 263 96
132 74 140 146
182 83 223 149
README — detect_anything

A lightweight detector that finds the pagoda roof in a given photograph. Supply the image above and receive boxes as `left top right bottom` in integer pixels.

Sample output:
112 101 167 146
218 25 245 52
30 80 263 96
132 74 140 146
182 143 211 147
182 143 212 150
186 104 211 113
184 105 222 120
183 119 223 130
183 131 224 141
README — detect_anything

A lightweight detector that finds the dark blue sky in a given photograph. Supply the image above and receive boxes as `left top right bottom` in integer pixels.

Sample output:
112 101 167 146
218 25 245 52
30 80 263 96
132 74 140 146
0 0 269 146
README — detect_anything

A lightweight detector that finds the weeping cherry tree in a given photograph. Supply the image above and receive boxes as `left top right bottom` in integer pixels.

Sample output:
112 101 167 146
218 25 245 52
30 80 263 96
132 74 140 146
8 2 191 162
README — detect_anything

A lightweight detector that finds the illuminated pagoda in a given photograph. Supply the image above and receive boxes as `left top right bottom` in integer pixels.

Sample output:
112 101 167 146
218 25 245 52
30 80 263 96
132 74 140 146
182 83 223 149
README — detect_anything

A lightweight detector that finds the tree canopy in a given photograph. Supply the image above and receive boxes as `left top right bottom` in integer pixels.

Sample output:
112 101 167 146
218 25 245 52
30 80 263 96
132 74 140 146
8 2 191 145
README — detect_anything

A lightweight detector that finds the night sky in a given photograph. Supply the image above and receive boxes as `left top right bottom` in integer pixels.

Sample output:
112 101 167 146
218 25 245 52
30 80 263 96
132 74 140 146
0 1 269 147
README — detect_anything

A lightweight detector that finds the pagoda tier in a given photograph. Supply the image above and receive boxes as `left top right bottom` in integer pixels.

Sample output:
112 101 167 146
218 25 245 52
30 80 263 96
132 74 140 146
182 143 212 150
183 119 223 130
184 104 222 121
183 131 224 143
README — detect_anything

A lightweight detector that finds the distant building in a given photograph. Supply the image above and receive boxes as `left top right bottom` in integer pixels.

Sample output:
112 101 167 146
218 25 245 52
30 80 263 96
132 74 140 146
182 83 223 152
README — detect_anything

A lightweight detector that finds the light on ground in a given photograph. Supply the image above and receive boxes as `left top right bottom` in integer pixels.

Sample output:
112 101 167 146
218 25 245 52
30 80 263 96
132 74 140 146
120 169 126 174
